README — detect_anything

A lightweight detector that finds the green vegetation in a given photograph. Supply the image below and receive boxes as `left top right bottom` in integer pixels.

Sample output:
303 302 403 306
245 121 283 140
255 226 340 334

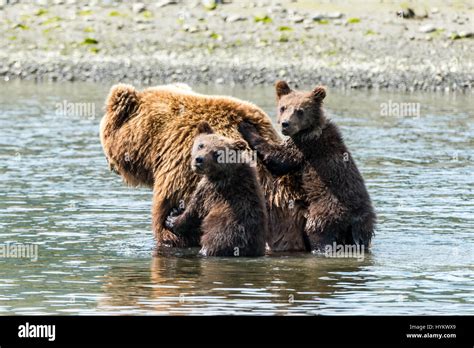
78 9 93 16
315 19 329 24
209 32 221 40
84 27 94 33
42 16 62 25
14 23 29 30
431 28 445 37
254 15 272 24
324 49 338 56
347 18 361 24
142 10 153 19
109 11 123 17
81 37 99 45
365 29 377 35
278 26 292 31
35 8 48 16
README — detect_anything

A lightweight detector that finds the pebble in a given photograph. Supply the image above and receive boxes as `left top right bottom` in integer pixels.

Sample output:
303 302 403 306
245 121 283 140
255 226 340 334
225 15 246 23
132 3 146 14
419 24 436 33
0 0 471 93
290 15 305 23
155 0 177 7
327 12 343 19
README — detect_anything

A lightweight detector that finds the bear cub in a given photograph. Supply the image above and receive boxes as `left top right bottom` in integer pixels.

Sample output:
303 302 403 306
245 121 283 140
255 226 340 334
239 81 375 252
165 121 267 257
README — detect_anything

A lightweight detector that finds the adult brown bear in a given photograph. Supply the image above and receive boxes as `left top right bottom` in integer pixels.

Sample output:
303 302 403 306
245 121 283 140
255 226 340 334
100 84 308 251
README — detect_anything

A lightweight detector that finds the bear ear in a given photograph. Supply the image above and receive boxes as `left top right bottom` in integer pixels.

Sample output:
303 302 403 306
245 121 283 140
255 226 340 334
196 121 214 135
311 86 326 101
275 80 292 99
233 139 248 150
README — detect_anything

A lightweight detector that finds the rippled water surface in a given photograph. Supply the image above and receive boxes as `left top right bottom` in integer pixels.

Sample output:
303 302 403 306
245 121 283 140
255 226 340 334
0 81 473 315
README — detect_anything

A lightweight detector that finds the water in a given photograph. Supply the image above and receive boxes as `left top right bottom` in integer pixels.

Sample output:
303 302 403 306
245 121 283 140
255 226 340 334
0 81 473 315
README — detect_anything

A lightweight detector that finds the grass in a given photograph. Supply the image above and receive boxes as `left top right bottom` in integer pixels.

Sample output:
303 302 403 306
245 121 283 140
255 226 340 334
35 8 48 16
254 15 272 24
347 17 361 24
14 23 29 30
78 10 93 16
315 19 329 25
41 16 62 25
209 32 222 40
81 38 99 45
109 11 123 17
278 26 293 31
142 10 153 19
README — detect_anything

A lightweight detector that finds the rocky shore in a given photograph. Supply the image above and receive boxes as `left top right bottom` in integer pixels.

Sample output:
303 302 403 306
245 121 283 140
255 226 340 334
1 0 473 92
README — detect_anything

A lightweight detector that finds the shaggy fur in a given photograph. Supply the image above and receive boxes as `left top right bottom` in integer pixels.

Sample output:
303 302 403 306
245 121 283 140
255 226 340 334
239 81 376 252
165 122 267 257
100 83 307 250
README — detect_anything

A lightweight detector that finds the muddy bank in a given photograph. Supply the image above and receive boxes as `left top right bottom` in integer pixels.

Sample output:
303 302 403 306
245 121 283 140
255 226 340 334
1 0 473 91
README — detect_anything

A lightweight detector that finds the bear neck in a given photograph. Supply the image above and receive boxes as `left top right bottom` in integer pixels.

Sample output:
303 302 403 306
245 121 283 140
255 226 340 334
292 119 345 157
292 109 327 143
205 164 254 186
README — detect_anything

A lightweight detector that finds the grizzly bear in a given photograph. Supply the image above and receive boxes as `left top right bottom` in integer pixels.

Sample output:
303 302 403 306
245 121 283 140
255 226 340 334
100 84 307 251
238 81 376 252
164 122 267 257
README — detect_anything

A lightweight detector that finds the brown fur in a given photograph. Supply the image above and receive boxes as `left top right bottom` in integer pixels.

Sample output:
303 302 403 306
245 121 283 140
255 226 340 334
239 81 376 252
165 122 266 257
100 84 307 251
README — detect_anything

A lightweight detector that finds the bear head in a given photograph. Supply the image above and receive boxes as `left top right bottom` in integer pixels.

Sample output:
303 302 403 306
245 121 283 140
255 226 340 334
275 80 327 137
191 122 250 178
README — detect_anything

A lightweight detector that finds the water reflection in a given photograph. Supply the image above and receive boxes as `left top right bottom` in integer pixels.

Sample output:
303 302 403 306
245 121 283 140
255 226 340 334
96 253 374 315
0 81 473 315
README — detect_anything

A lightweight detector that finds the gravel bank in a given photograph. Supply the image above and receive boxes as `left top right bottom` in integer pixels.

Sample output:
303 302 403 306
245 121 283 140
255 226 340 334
1 0 473 92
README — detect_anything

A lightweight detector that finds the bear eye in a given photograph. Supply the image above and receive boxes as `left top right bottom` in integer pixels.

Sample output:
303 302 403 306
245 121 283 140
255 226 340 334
279 106 286 113
197 143 204 150
296 109 304 117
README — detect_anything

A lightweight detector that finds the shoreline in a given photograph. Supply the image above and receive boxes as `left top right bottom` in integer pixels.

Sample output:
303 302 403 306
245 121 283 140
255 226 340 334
1 0 473 92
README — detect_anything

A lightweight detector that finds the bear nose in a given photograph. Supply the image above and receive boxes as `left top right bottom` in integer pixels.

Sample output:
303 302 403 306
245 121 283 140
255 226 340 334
195 156 204 164
281 121 290 128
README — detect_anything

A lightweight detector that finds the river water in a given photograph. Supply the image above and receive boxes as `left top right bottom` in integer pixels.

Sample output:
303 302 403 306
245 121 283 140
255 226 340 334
0 81 472 315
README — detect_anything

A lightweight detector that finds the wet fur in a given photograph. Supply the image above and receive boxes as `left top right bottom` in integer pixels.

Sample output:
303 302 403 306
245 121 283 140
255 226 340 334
166 124 267 257
239 81 376 251
100 84 307 251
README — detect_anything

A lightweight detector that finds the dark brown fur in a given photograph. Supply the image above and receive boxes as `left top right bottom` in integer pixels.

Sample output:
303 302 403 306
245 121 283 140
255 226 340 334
239 81 375 252
165 122 267 257
100 84 307 252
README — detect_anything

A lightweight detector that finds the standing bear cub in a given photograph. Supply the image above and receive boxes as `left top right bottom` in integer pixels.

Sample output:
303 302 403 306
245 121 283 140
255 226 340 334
165 122 267 257
239 81 376 252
